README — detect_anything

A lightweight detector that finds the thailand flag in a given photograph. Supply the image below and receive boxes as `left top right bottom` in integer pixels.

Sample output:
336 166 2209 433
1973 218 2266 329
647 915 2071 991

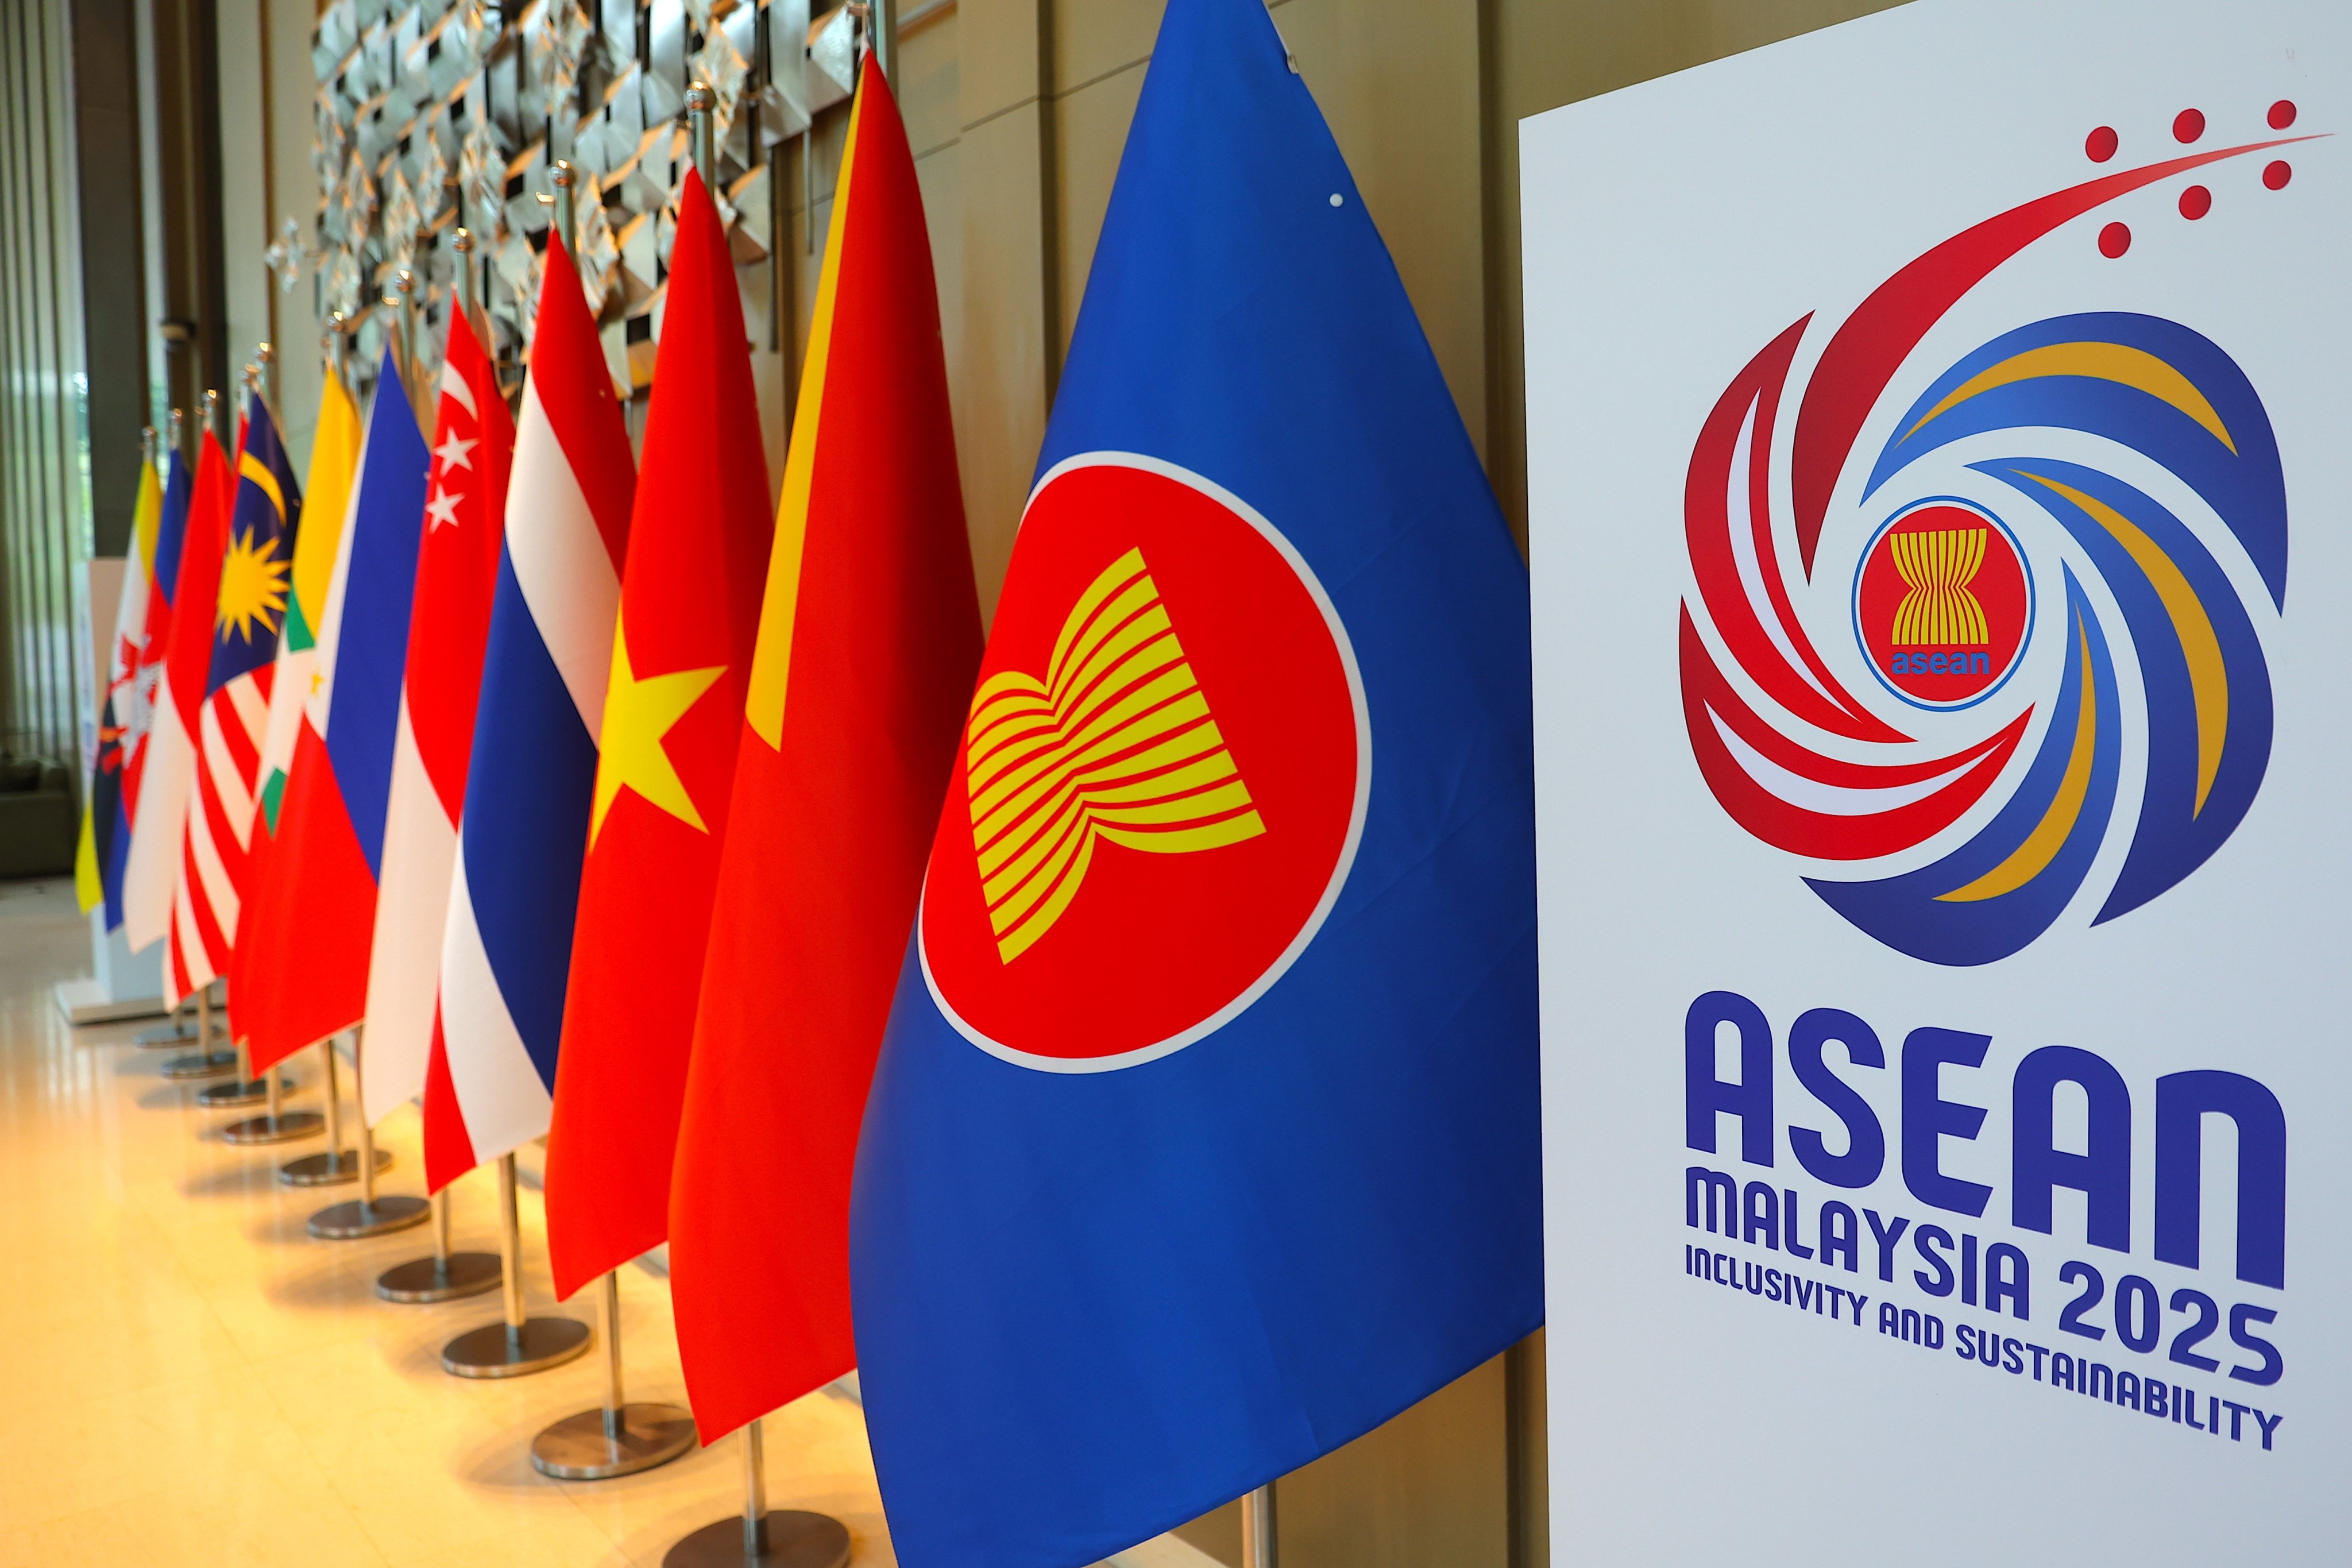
423 235 634 1189
849 3 1540 1563
362 310 513 1126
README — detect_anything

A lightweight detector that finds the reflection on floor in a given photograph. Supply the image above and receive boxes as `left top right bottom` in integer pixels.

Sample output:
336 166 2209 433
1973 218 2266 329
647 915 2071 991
0 876 893 1567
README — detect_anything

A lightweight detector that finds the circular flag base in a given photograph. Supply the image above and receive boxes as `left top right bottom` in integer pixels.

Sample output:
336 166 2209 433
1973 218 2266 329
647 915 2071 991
530 1403 698 1480
376 1251 502 1304
218 1110 324 1146
308 1195 432 1241
194 1075 292 1107
662 1511 850 1568
160 1050 238 1080
441 1316 592 1380
135 1019 199 1049
279 1146 392 1187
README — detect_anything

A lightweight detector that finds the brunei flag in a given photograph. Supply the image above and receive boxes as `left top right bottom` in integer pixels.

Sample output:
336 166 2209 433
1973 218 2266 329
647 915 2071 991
543 167 774 1301
229 362 362 1053
170 401 302 1005
666 58 982 1439
237 352 428 1074
361 307 513 1127
122 428 233 962
849 3 1541 1564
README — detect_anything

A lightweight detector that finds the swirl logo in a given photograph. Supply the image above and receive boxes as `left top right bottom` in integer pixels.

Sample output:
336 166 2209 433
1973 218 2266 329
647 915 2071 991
1682 110 2314 965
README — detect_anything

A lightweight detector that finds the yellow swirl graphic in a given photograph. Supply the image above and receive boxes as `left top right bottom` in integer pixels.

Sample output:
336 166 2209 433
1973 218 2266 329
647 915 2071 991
966 547 1265 963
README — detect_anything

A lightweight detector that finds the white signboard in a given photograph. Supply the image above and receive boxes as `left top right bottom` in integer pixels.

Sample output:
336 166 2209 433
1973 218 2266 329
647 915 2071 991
1524 1 2347 1557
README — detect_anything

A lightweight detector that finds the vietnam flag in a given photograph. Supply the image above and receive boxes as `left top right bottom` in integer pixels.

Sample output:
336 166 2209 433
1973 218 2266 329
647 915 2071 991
543 167 774 1300
666 59 983 1439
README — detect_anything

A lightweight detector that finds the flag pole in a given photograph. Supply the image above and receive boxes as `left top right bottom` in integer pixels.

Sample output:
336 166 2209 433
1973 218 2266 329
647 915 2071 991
528 1267 696 1478
1243 1485 1277 1568
306 1026 430 1237
160 978 237 1077
280 1033 391 1185
438 1152 591 1377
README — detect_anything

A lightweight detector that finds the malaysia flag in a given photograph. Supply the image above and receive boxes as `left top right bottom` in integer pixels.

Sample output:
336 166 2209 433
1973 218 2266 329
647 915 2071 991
169 403 302 1004
361 309 514 1127
423 234 634 1189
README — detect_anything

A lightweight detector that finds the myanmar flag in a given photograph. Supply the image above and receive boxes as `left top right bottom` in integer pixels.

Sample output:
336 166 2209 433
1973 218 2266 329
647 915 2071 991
665 58 983 1439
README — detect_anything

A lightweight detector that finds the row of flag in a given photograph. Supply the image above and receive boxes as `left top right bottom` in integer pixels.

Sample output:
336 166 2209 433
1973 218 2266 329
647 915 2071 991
77 5 1538 1566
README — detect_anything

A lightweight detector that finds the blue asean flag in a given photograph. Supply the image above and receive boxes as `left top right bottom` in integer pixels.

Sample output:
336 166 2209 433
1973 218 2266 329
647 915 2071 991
847 2 1540 1563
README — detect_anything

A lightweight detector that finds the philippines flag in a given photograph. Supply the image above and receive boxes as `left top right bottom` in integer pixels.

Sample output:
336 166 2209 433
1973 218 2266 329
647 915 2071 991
171 401 301 1004
848 3 1542 1564
361 309 513 1127
423 235 634 1189
238 350 430 1075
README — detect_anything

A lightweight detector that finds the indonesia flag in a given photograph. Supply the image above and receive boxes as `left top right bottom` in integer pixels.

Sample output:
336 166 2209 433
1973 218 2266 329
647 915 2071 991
170 401 301 1005
423 234 634 1190
122 437 223 955
361 309 513 1127
238 350 430 1074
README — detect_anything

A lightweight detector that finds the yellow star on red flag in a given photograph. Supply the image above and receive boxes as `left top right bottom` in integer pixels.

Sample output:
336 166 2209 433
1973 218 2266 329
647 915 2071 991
589 613 726 844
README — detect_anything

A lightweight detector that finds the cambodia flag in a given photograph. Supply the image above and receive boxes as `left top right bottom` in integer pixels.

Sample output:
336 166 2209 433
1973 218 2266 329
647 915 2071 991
361 309 513 1127
424 233 634 1190
238 352 430 1074
544 168 773 1302
848 3 1542 1565
122 439 222 956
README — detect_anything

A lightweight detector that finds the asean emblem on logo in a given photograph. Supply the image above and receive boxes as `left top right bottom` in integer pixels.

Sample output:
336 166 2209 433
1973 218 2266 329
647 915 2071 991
1679 122 2299 967
920 453 1370 1071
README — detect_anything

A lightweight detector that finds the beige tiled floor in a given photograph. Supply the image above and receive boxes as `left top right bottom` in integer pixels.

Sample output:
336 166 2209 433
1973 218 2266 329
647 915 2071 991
0 877 896 1567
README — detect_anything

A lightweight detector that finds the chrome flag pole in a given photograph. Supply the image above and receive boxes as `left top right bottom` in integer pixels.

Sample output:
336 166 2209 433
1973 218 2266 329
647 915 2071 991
528 1269 695 1478
159 975 235 1079
307 1027 430 1237
1243 1485 1277 1568
280 1033 389 1185
438 1152 590 1377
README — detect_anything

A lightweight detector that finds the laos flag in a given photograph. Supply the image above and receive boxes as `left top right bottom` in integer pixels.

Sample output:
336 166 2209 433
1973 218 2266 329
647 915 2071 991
847 2 1542 1565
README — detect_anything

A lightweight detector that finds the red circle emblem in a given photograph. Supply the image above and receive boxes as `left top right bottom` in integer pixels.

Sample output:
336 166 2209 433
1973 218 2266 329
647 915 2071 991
920 455 1367 1072
1854 500 2031 708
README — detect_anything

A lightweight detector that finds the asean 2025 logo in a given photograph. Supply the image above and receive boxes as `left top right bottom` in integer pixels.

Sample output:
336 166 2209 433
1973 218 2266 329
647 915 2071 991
1682 103 2316 965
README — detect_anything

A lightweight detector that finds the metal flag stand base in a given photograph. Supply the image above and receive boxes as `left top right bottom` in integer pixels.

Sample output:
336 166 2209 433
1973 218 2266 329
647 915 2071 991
440 1153 589 1378
662 1420 849 1568
377 1187 501 1303
280 1036 391 1185
531 1272 696 1478
160 987 237 1077
135 999 199 1049
308 1028 431 1238
219 1042 323 1145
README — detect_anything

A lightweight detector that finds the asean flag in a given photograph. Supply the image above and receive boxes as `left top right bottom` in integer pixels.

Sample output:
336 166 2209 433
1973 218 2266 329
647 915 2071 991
237 350 430 1074
543 167 773 1302
666 59 982 1439
848 3 1541 1565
